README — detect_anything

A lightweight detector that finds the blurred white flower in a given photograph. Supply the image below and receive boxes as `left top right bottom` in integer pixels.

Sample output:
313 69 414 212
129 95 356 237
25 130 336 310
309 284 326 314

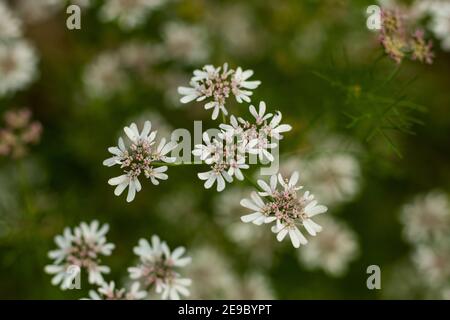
162 22 209 65
128 235 192 300
0 40 38 97
413 0 450 51
187 246 274 299
178 63 261 120
14 0 62 23
83 52 127 99
413 243 450 288
86 281 147 300
298 153 361 206
0 1 22 39
100 0 165 30
205 4 265 58
45 221 115 289
298 216 359 276
104 121 177 202
400 191 450 244
241 171 328 248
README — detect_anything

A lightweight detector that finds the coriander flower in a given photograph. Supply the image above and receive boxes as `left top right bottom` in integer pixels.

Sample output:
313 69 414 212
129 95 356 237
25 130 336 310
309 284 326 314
178 63 261 120
193 102 291 192
103 121 177 202
128 235 192 300
86 281 147 300
0 1 22 39
297 216 359 276
0 40 38 97
99 0 165 30
0 108 42 158
240 171 328 248
45 221 115 289
400 191 450 244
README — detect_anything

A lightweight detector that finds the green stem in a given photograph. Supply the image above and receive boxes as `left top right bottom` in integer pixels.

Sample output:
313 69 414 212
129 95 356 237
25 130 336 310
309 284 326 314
243 172 260 191
16 161 36 217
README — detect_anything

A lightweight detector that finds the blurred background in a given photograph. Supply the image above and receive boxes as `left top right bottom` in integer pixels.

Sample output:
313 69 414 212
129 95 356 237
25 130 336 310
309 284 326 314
0 0 449 299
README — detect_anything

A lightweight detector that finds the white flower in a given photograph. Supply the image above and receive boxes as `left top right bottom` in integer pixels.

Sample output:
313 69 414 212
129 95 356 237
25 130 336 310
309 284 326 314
0 40 38 97
295 153 361 205
413 0 450 51
198 167 233 192
413 243 450 288
104 121 177 202
192 103 291 192
99 0 165 30
83 52 127 99
298 216 359 276
128 235 192 300
178 63 261 120
86 281 147 300
45 221 115 289
162 21 209 64
240 171 328 248
400 191 450 244
14 0 62 23
0 1 22 39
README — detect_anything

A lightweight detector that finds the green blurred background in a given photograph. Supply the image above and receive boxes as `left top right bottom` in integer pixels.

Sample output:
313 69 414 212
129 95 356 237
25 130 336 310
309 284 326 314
0 0 449 299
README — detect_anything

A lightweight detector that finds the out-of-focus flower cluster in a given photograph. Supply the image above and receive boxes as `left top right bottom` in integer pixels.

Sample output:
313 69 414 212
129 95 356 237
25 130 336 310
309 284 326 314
0 1 38 97
387 191 450 299
46 222 192 300
0 108 42 159
379 8 434 64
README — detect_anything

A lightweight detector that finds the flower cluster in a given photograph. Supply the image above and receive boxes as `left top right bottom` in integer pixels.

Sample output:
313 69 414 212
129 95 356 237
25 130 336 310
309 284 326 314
297 216 359 276
398 190 450 298
100 0 167 30
0 108 42 158
379 9 434 64
178 63 261 120
104 120 177 202
86 281 147 300
46 222 192 300
45 221 115 289
194 102 291 192
83 42 162 99
240 172 328 248
128 235 192 300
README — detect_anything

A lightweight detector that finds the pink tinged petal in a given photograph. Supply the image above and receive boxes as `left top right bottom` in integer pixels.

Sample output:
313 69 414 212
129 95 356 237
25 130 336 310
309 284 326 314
126 182 136 202
240 198 261 211
141 121 152 138
211 105 220 120
216 174 225 192
241 212 263 223
197 171 210 180
305 202 328 216
289 228 301 248
249 104 258 119
134 177 142 192
270 112 282 127
289 171 299 186
303 219 317 236
108 174 128 186
254 215 266 225
251 192 265 208
275 124 292 133
204 175 216 189
114 182 128 196
295 228 308 245
276 228 288 242
265 216 277 223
